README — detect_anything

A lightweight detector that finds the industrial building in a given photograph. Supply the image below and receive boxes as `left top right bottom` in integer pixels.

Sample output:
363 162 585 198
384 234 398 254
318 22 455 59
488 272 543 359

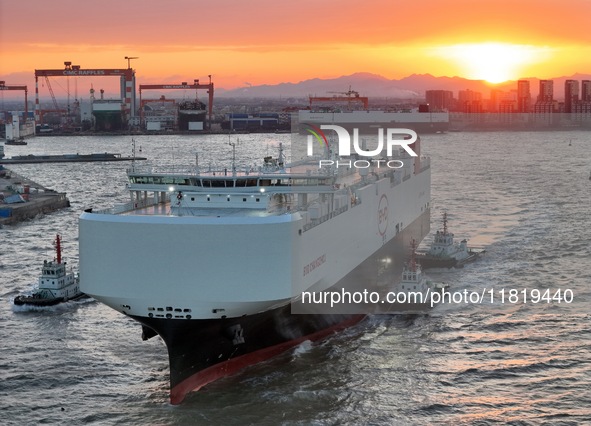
221 113 280 131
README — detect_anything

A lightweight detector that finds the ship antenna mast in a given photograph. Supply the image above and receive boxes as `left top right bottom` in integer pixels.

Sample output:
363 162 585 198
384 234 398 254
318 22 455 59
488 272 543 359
443 212 448 235
131 138 136 172
229 136 236 176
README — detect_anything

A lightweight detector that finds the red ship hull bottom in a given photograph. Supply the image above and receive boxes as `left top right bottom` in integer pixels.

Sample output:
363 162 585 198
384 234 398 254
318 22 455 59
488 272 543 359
169 315 364 405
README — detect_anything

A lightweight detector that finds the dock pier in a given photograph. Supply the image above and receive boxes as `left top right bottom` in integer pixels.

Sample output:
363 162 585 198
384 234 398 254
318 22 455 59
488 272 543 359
0 167 70 226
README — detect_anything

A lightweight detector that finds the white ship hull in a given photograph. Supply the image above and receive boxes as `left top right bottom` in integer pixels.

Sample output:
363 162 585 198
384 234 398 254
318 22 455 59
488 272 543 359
80 170 430 318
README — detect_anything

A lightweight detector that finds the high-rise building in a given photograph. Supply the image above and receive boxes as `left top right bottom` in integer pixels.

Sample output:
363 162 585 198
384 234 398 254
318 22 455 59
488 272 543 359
564 80 579 113
534 80 555 113
458 89 483 112
425 90 454 111
517 80 531 112
489 89 501 112
537 80 554 102
498 90 518 113
575 80 591 116
581 80 591 102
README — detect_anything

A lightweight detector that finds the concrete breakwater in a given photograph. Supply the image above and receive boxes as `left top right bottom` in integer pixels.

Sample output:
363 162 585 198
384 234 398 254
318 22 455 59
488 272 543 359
0 167 70 226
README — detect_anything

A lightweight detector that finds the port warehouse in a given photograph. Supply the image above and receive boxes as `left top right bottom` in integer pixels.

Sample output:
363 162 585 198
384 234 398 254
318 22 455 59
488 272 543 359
0 93 286 135
0 97 304 136
221 113 281 131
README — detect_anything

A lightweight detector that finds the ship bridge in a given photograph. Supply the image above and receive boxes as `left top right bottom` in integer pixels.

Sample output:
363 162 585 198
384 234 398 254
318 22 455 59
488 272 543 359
93 145 425 238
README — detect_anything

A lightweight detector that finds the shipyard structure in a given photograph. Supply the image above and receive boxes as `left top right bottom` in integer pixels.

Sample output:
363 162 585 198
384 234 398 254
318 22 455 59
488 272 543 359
1 61 215 136
2 63 447 136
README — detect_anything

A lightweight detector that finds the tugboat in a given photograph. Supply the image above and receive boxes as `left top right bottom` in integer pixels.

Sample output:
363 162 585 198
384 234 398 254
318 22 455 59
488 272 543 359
387 240 448 312
417 212 485 269
13 235 86 307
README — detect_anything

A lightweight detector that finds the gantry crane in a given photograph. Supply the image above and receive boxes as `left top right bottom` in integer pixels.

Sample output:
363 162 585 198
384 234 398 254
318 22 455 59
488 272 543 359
138 76 214 129
327 86 361 98
0 81 29 118
34 61 136 125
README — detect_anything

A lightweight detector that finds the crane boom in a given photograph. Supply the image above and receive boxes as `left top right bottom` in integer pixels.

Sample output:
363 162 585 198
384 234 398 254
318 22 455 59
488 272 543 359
309 86 369 110
44 76 60 110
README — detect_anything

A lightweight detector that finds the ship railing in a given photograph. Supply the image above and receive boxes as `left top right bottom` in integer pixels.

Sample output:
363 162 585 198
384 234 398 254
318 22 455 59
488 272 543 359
128 164 200 175
92 198 160 215
302 203 350 232
127 161 337 179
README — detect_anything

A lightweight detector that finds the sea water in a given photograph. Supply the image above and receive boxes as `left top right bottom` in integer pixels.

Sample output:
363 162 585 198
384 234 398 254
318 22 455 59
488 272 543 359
1 131 590 425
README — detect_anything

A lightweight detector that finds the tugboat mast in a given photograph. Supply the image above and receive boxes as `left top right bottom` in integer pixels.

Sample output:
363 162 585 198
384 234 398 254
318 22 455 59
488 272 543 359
54 234 62 264
409 239 418 272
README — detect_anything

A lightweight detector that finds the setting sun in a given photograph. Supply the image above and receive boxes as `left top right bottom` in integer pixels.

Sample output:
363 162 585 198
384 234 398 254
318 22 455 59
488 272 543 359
433 43 553 83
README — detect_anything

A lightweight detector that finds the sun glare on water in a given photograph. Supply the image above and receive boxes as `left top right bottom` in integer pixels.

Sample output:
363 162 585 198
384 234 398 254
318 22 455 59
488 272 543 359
434 43 549 83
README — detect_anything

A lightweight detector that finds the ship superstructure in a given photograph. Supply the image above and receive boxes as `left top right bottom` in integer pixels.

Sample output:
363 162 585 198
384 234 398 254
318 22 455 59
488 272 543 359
79 135 431 404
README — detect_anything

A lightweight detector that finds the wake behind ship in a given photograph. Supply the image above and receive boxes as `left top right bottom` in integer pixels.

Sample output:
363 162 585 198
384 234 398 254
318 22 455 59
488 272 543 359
79 132 431 404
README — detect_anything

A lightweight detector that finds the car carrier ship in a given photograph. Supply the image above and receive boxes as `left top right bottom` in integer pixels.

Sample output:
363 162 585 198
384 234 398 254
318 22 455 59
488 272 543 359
79 130 431 404
299 110 449 134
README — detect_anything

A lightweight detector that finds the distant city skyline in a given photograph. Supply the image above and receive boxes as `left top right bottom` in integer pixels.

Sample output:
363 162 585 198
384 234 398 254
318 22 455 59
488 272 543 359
1 0 590 93
426 77 591 114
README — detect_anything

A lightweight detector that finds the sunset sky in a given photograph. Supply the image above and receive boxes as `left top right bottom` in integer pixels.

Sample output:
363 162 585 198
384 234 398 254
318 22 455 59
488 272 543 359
1 0 590 97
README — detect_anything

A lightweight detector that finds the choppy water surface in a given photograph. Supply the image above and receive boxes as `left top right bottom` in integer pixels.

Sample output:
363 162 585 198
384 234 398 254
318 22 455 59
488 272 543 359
1 131 590 425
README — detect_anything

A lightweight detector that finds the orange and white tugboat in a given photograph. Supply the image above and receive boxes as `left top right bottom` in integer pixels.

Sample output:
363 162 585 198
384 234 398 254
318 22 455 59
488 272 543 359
417 212 485 269
14 235 86 307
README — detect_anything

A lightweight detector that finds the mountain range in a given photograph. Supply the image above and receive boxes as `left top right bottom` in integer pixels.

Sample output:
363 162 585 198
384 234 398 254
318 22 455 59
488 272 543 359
217 72 591 100
2 70 590 103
